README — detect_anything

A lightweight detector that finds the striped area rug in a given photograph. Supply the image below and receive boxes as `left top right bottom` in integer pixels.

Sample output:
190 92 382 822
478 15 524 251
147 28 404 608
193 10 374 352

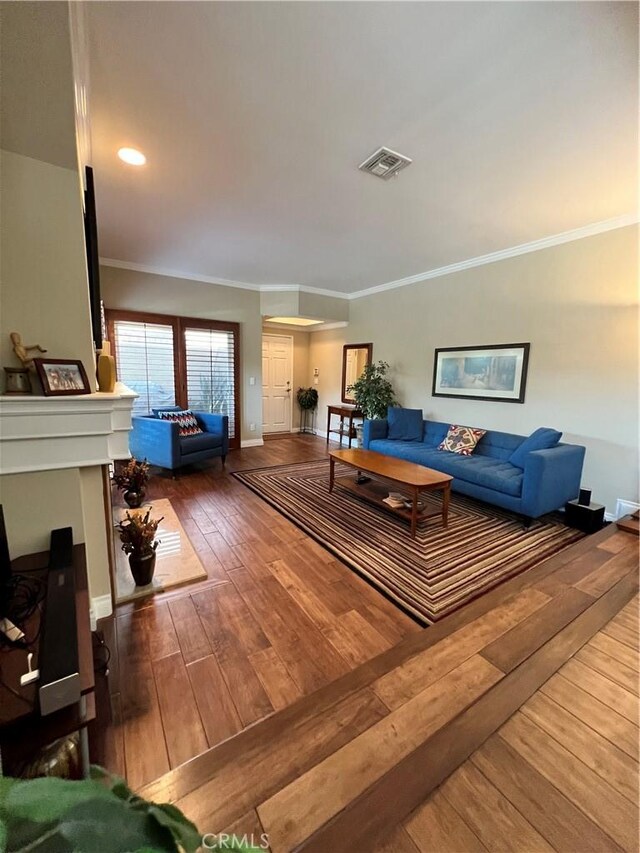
234 459 585 625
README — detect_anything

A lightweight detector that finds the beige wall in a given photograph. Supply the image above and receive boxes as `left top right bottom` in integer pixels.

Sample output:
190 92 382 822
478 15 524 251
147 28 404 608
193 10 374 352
0 150 96 381
0 149 111 606
0 469 85 558
0 3 112 611
310 226 639 515
100 265 264 442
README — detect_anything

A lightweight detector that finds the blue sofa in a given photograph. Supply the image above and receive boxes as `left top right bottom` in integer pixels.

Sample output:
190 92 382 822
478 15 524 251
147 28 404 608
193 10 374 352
130 409 229 472
362 413 585 520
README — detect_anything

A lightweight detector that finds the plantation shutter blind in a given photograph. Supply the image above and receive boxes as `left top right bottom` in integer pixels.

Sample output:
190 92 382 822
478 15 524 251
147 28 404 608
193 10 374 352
112 320 176 415
184 327 236 439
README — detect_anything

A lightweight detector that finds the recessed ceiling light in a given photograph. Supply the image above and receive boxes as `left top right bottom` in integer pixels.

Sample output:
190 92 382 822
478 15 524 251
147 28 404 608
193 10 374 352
118 147 146 166
266 317 323 326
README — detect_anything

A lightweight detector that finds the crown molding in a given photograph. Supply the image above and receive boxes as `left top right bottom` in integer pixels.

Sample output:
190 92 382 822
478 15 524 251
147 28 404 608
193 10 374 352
298 285 351 300
100 214 637 303
349 213 638 299
100 258 352 300
309 320 349 333
100 258 263 291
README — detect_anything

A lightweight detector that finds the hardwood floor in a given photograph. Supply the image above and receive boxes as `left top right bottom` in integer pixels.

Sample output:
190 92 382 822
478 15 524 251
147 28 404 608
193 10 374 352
136 514 638 852
94 437 639 852
392 596 639 853
94 436 419 789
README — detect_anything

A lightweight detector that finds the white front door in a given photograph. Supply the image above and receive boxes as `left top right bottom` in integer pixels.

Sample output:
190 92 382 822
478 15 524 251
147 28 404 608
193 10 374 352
262 334 293 433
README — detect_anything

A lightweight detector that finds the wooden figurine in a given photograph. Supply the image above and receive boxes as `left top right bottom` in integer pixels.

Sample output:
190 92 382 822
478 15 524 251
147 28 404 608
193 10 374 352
10 332 47 369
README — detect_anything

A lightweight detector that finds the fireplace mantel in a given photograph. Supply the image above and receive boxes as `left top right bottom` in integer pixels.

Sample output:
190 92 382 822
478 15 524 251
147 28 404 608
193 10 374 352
0 383 137 475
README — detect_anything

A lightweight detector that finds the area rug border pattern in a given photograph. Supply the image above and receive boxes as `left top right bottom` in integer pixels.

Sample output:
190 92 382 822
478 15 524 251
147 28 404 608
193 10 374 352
233 460 585 626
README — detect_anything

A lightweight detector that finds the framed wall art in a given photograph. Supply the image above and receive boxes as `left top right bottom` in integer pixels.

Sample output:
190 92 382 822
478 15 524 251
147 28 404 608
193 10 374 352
432 343 530 404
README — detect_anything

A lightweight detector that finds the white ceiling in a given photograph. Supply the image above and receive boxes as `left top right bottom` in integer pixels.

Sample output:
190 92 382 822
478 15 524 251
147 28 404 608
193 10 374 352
87 1 638 295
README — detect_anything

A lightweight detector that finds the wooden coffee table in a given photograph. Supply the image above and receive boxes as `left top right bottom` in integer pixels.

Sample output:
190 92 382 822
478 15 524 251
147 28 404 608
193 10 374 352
329 448 453 538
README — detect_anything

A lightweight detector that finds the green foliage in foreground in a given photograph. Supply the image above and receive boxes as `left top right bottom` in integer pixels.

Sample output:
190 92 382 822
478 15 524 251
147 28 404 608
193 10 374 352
0 767 262 852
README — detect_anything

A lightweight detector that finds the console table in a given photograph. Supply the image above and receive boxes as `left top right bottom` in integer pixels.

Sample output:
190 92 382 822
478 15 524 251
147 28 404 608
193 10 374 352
326 404 364 449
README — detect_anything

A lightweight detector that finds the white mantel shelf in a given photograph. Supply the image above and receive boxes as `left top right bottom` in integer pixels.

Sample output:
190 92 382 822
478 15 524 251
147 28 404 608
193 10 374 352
0 383 137 475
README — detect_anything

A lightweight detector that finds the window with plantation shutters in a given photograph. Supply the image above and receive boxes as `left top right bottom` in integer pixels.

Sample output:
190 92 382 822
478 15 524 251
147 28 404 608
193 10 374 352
112 319 176 415
107 310 241 449
184 326 237 440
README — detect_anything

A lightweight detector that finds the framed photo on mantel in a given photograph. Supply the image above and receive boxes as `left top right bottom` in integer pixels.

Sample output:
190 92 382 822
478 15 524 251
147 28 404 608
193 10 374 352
432 343 530 404
34 358 91 397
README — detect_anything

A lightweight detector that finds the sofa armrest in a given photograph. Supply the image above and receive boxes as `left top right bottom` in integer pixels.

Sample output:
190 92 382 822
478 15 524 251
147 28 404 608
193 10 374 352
130 416 180 469
362 418 388 448
195 412 229 456
521 444 586 518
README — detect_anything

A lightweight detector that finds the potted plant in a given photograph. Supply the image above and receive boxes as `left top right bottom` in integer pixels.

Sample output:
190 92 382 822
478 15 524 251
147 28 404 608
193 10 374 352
113 458 150 509
117 507 163 587
296 387 318 434
347 360 398 420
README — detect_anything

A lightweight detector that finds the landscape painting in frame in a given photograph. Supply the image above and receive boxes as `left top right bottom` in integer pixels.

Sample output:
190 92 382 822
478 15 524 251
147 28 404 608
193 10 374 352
432 343 530 403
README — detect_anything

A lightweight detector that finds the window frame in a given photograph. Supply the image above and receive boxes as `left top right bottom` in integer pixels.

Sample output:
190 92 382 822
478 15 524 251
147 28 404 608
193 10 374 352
106 309 241 450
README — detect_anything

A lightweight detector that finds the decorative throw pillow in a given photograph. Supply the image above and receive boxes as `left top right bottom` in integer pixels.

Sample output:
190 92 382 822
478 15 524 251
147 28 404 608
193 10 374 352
509 427 562 469
157 408 203 437
152 406 182 417
387 407 424 441
439 424 486 456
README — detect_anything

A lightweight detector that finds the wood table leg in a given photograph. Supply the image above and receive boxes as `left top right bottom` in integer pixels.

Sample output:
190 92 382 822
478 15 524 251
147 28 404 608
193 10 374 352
326 408 331 444
347 413 353 449
442 482 450 528
329 456 335 493
411 485 418 538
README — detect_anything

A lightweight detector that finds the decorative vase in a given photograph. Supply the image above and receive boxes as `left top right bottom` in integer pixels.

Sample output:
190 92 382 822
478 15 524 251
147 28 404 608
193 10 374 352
124 489 145 509
128 551 156 586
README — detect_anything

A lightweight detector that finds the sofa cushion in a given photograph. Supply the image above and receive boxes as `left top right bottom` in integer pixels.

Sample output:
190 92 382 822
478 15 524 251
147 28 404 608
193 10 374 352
387 407 423 441
423 420 449 448
368 441 523 496
180 432 223 455
439 424 486 456
509 427 562 469
369 440 437 464
158 408 203 437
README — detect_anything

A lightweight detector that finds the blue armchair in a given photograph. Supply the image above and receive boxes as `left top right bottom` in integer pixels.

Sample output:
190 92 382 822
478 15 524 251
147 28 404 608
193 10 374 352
129 410 229 472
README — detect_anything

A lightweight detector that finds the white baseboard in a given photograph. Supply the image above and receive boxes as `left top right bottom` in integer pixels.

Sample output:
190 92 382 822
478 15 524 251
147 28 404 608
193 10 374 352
615 498 640 520
241 438 265 448
90 594 113 629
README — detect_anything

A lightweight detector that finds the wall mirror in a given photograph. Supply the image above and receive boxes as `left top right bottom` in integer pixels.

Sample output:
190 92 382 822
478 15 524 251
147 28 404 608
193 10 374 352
341 343 373 404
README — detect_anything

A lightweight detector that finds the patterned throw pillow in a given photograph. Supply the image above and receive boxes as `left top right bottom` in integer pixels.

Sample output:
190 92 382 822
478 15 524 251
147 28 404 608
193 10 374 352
439 424 486 456
157 409 203 437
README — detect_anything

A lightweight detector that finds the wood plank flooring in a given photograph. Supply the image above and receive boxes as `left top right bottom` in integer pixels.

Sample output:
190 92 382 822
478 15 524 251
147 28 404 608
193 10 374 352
388 595 640 853
137 516 638 852
94 437 639 851
94 436 419 790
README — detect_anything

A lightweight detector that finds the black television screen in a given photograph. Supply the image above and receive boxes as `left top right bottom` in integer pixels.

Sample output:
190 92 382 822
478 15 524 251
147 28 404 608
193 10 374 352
84 166 103 350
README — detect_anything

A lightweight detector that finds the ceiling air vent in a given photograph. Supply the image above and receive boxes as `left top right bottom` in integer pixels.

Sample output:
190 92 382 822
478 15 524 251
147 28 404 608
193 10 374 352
358 146 412 180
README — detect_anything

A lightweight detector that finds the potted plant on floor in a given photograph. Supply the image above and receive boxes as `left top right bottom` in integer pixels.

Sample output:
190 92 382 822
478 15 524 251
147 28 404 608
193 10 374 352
113 458 150 509
347 360 398 442
296 386 319 434
117 507 163 587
